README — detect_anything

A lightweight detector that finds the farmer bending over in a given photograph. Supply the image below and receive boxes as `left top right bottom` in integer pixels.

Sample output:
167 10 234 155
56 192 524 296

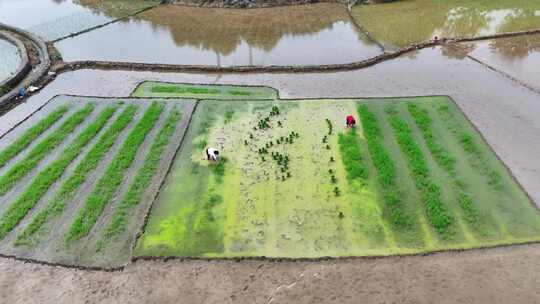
206 147 220 162
346 115 356 128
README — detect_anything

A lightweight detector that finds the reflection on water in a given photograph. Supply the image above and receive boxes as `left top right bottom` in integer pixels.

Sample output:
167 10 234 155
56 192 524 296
352 0 540 48
465 35 540 91
0 38 21 83
0 0 157 41
55 4 382 66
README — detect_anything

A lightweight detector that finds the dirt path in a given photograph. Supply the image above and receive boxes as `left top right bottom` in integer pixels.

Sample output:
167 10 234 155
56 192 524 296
0 244 538 303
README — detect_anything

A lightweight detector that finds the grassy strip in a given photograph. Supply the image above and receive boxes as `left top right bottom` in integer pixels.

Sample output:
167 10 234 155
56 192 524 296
0 107 116 240
65 102 164 243
15 105 138 246
0 105 94 196
151 86 219 95
338 128 368 182
437 105 502 189
387 107 454 237
0 106 69 169
97 108 181 248
358 105 412 228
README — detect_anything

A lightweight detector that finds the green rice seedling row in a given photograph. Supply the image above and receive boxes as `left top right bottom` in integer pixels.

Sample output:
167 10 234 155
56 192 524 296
98 108 182 248
66 102 164 243
0 105 94 196
0 106 69 169
386 107 454 238
15 105 138 246
0 107 116 240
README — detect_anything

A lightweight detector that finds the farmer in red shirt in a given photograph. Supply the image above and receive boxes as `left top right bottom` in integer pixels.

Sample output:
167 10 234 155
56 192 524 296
346 115 356 128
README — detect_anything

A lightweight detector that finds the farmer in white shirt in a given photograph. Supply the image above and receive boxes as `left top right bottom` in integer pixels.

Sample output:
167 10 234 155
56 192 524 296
206 147 220 162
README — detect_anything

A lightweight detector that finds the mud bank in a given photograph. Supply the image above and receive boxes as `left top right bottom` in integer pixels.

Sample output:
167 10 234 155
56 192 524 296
0 243 539 303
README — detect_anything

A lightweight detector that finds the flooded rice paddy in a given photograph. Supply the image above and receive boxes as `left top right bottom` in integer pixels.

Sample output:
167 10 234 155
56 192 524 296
0 37 20 83
0 0 157 41
464 34 540 92
352 0 540 48
55 4 382 66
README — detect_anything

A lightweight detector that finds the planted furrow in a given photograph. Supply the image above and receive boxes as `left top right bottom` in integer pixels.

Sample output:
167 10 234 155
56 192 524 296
0 106 116 240
98 108 181 248
436 105 502 189
0 105 94 196
358 105 412 230
15 105 138 246
66 102 164 243
338 128 368 182
0 106 69 170
407 103 482 225
386 107 454 237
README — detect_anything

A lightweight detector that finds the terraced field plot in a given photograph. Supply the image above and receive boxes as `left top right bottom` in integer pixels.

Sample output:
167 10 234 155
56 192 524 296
136 94 540 258
0 96 195 267
351 0 540 48
132 81 279 100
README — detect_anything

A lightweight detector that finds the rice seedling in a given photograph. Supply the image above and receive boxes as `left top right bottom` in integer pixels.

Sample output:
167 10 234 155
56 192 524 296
0 106 69 169
0 105 94 196
15 105 138 246
65 102 163 243
0 106 116 240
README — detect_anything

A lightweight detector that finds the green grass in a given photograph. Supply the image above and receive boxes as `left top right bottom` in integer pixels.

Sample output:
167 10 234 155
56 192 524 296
97 108 181 248
0 107 116 240
65 102 164 243
358 105 416 238
0 106 69 170
387 107 454 237
338 128 368 182
0 105 94 196
15 105 138 246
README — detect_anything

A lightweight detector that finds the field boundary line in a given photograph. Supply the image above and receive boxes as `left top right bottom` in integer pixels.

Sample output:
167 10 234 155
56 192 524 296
51 3 163 44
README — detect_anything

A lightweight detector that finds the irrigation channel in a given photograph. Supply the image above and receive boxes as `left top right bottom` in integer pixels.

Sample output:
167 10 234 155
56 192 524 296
0 0 540 303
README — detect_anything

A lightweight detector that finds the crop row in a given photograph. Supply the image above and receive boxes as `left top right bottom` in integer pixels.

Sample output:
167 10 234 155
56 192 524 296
387 107 454 237
436 105 502 190
0 106 69 170
0 107 116 240
66 102 164 243
407 103 481 225
152 85 219 95
338 128 368 182
0 105 94 196
357 105 412 229
98 108 181 248
15 105 138 246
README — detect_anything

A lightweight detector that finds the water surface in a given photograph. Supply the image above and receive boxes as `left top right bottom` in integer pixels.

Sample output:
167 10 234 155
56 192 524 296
352 0 540 48
55 4 382 66
0 0 157 41
0 38 21 84
464 35 540 92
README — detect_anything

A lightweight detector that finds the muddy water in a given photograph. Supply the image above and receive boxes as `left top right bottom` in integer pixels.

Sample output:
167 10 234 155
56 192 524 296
462 35 540 92
0 38 20 83
352 0 540 48
55 4 382 66
0 0 157 41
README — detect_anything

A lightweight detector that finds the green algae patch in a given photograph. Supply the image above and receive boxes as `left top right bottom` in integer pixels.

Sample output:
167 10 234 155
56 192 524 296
132 81 279 100
351 0 540 48
135 97 540 258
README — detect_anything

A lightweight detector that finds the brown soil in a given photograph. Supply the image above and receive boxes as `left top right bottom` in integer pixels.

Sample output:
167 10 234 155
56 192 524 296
1 244 539 303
